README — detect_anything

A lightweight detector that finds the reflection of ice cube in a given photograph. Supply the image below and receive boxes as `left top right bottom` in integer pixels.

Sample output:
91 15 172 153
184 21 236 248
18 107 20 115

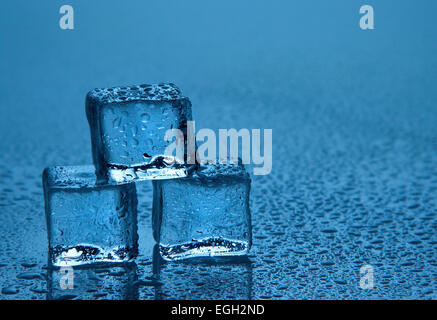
42 166 138 267
86 83 194 183
153 162 252 261
152 246 252 299
47 263 138 300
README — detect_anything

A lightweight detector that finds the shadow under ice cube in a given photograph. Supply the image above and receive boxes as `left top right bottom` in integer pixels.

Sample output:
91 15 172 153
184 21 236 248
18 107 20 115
42 166 138 267
152 246 253 299
47 263 138 300
153 163 252 261
86 83 194 183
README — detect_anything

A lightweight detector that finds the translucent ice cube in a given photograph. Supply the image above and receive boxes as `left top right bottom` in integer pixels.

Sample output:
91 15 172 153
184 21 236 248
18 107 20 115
153 162 252 261
86 83 194 183
42 166 138 267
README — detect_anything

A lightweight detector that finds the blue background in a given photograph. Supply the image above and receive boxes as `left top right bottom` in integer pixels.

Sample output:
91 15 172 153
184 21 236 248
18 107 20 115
0 1 436 299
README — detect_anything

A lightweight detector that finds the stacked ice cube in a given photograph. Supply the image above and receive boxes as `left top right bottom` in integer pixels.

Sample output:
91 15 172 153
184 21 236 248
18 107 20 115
43 83 252 266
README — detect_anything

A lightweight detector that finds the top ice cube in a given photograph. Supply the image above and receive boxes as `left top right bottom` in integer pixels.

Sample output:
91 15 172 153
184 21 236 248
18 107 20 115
86 83 194 183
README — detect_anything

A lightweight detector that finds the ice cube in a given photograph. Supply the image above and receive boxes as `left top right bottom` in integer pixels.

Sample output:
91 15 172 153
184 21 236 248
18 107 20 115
153 162 252 261
86 83 194 183
42 165 138 267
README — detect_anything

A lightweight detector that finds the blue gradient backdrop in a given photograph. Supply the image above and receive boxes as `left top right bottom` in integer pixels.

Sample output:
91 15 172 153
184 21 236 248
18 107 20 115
0 1 436 299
